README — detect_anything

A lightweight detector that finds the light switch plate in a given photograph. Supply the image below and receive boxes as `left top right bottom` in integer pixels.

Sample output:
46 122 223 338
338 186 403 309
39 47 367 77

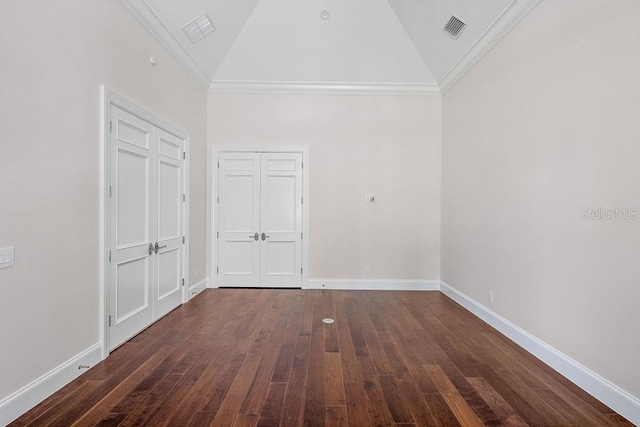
0 247 15 269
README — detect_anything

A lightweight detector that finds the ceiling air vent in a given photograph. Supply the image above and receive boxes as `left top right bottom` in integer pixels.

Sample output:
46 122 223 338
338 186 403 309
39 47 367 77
444 15 466 39
182 14 216 44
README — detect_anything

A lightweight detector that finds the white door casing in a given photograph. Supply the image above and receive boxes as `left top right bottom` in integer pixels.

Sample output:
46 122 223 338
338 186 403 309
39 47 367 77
216 151 305 288
102 88 189 355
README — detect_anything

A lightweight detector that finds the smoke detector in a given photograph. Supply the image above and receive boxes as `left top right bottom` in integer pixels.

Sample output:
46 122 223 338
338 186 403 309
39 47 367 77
444 15 466 39
182 14 216 44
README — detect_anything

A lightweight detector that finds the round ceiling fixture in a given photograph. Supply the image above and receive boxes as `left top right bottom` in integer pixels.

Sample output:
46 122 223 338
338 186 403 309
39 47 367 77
320 10 330 20
322 318 335 324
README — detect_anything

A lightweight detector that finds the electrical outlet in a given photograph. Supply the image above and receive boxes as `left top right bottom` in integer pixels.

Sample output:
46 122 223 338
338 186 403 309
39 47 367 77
365 194 375 202
0 247 15 269
488 291 494 304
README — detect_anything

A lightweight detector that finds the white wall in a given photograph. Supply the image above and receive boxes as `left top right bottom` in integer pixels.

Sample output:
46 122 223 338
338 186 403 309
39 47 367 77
442 0 640 400
208 93 441 281
0 0 207 401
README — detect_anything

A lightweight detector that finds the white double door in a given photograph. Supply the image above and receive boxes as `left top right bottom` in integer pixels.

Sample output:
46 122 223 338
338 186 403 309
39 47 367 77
108 105 185 351
218 152 303 288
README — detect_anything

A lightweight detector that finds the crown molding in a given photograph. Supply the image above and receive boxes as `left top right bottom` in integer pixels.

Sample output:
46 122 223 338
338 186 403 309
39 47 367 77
438 0 542 95
119 0 539 96
118 0 212 91
209 80 441 96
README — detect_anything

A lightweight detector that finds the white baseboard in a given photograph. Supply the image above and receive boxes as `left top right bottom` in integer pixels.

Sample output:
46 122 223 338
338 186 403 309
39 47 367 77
306 279 440 291
440 281 640 425
188 278 208 299
0 343 103 426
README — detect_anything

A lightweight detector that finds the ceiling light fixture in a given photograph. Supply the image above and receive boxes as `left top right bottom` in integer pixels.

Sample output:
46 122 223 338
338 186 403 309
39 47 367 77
320 10 330 20
182 14 216 44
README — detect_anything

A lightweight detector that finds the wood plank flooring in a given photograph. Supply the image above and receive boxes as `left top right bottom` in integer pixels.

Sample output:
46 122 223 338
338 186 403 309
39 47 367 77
10 289 632 426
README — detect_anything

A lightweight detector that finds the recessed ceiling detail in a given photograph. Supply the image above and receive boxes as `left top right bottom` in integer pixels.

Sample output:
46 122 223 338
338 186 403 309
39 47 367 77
182 14 216 44
118 0 542 94
444 16 466 39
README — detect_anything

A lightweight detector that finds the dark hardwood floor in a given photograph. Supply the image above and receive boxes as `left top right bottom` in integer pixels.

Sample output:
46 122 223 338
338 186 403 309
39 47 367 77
10 289 632 426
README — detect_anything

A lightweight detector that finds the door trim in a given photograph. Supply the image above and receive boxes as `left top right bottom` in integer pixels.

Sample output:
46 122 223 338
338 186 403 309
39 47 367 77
100 87 190 359
210 146 310 288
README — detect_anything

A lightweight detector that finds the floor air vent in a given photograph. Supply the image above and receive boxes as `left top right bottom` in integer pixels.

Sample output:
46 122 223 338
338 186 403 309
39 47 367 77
444 15 466 39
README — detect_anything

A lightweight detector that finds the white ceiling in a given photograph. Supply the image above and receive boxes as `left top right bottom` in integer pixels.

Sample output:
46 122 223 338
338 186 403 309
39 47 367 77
121 0 541 94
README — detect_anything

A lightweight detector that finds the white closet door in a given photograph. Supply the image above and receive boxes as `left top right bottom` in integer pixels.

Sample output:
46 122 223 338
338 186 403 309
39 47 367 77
218 153 261 287
109 106 154 349
154 128 184 318
260 153 303 288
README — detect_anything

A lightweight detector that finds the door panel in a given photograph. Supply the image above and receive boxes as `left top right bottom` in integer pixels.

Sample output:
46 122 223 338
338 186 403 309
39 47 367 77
154 128 184 318
115 256 149 321
158 248 180 299
158 160 181 239
260 153 303 287
116 149 149 248
218 153 260 287
109 106 154 349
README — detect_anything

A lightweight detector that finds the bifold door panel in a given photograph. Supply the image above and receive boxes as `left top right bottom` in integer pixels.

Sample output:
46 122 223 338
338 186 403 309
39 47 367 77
218 152 303 288
108 105 185 351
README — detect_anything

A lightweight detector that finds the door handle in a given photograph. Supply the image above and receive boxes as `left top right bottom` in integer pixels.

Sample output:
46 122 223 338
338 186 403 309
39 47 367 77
261 233 270 241
149 243 154 256
154 242 167 254
249 232 259 241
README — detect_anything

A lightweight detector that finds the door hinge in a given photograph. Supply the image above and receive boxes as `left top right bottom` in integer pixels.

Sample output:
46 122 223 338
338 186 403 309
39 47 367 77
301 197 303 204
183 152 186 160
109 121 112 133
108 315 112 327
217 161 219 169
302 162 303 169
183 194 186 202
182 278 185 286
182 236 185 244
109 251 112 262
301 232 303 239
301 267 303 275
217 266 219 274
109 186 112 198
216 231 219 239
217 196 219 204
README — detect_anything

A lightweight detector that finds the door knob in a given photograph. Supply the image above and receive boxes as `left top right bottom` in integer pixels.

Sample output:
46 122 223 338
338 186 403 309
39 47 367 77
154 242 167 254
148 243 154 256
261 233 270 241
249 232 259 241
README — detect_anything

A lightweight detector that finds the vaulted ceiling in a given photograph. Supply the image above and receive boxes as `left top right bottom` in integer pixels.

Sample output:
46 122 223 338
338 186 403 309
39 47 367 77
120 0 540 95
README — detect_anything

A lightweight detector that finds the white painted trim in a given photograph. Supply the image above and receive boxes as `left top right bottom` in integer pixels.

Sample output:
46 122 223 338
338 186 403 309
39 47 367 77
210 146 310 289
307 279 440 291
182 136 191 306
101 87 190 356
440 281 640 425
0 343 102 426
438 0 542 94
118 0 211 90
188 278 208 299
209 81 441 97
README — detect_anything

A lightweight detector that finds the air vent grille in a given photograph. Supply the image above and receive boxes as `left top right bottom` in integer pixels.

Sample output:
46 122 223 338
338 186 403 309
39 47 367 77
182 14 216 44
444 15 466 39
